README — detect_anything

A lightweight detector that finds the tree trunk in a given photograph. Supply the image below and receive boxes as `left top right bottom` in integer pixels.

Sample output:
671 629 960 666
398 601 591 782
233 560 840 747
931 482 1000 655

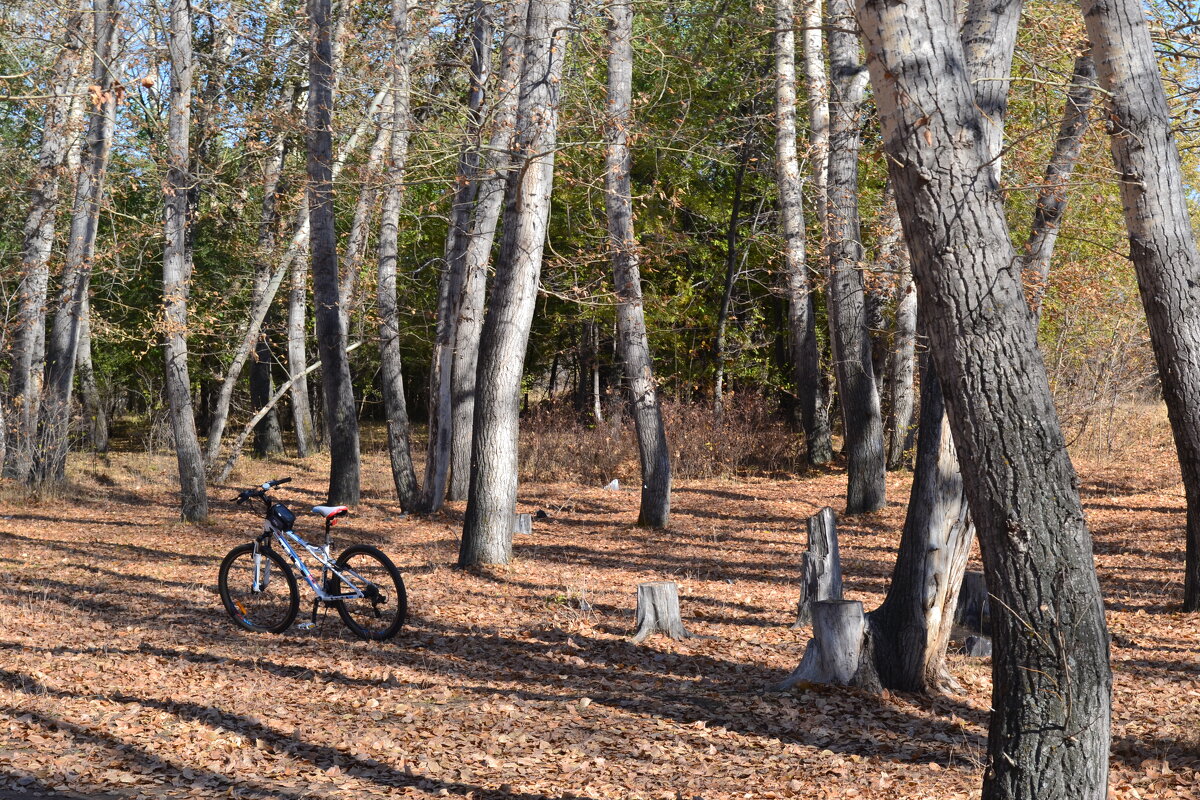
714 144 750 419
800 0 835 465
857 0 1112 794
250 332 284 457
776 0 829 468
459 0 570 567
605 0 671 529
376 0 419 511
287 216 316 457
338 101 392 335
75 294 108 453
1081 0 1200 613
884 201 917 469
420 0 493 515
955 569 991 633
308 0 360 505
825 0 884 514
163 0 208 522
1023 52 1097 316
776 600 874 690
447 1 530 502
35 0 120 486
6 5 86 480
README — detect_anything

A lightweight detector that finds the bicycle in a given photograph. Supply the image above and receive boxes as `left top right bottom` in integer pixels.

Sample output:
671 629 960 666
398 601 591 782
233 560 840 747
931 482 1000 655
218 477 407 640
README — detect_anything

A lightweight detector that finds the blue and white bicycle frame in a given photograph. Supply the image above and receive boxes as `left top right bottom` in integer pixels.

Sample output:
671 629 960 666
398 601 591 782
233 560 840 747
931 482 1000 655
253 521 371 604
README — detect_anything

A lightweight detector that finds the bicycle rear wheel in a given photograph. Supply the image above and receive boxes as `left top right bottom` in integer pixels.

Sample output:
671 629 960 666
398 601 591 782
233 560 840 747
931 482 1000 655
329 545 407 640
219 543 299 634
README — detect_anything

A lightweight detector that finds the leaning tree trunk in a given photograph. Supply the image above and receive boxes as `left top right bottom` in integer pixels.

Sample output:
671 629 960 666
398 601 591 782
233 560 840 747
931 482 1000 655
799 0 834 464
460 0 571 567
447 0 530 502
6 6 86 480
605 0 671 528
419 0 493 515
35 0 120 486
865 0 1022 694
1081 0 1200 613
307 0 360 505
825 0 884 514
1023 51 1097 316
776 0 829 469
376 0 419 510
163 0 208 522
857 0 1113 796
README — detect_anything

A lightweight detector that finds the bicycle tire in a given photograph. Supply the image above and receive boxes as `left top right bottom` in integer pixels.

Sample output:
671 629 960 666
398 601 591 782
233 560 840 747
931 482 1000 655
218 543 299 634
329 544 407 640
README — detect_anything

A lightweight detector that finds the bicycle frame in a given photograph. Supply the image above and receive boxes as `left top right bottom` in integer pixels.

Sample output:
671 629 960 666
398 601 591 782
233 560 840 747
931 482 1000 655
253 525 372 603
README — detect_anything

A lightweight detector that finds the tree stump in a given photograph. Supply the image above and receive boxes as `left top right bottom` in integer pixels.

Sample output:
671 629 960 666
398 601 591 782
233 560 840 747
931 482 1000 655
513 512 532 535
963 635 992 658
954 570 990 633
631 581 691 643
794 507 843 628
775 600 873 690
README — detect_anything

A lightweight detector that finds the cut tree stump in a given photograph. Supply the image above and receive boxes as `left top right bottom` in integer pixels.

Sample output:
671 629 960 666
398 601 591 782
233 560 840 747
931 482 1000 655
954 570 990 633
513 512 532 535
774 599 875 690
963 635 992 658
631 581 692 643
794 507 843 628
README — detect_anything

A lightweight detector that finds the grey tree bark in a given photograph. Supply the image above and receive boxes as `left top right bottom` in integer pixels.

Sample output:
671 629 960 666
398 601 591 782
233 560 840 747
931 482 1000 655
881 199 917 470
447 1 530 502
376 0 419 511
1023 52 1097 316
286 201 316 458
420 0 493 515
35 0 120 486
308 0 360 505
605 0 671 528
857 0 1112 795
775 0 828 468
75 294 107 453
799 0 834 464
163 0 209 522
825 0 884 514
793 506 843 628
1080 0 1200 613
459 0 571 566
6 5 86 480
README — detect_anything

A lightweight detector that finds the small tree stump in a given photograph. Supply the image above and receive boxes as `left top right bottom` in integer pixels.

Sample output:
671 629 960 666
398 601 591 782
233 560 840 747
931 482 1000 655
631 581 691 643
963 635 992 658
954 570 990 633
775 600 870 690
794 507 843 628
513 513 532 535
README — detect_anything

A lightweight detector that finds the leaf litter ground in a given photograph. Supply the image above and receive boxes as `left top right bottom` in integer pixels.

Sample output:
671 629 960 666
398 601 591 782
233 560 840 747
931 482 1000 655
0 422 1198 799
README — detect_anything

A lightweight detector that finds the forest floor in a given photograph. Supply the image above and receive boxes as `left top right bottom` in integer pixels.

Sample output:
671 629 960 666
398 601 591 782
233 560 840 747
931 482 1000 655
0 410 1198 800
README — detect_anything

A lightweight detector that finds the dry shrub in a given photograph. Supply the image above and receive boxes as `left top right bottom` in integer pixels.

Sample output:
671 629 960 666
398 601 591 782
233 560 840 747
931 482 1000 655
519 394 808 484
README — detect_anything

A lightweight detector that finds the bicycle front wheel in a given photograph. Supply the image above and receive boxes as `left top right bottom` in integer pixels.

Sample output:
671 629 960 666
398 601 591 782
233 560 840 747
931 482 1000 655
218 543 299 634
329 544 407 640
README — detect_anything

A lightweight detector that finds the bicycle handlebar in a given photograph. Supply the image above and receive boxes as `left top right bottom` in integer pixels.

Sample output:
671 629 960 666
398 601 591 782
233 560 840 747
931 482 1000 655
231 477 292 504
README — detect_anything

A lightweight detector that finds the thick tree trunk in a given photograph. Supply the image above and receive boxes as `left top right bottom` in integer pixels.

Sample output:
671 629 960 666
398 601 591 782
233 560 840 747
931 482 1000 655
447 1 529 501
163 0 208 522
794 506 843 628
857 0 1112 795
825 0 884 514
1081 0 1200 613
776 600 875 690
605 0 671 528
631 582 691 643
6 6 86 480
459 0 570 567
308 0 360 505
75 294 108 453
776 0 829 468
35 0 120 486
1023 52 1097 315
419 1 493 515
376 0 419 511
714 145 750 419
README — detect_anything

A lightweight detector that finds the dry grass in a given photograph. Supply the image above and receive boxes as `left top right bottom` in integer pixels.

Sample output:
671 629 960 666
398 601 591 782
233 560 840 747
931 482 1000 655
0 403 1196 799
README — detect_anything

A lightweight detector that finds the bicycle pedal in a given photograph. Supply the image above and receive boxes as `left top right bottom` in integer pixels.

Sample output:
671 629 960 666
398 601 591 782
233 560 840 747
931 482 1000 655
295 621 316 631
